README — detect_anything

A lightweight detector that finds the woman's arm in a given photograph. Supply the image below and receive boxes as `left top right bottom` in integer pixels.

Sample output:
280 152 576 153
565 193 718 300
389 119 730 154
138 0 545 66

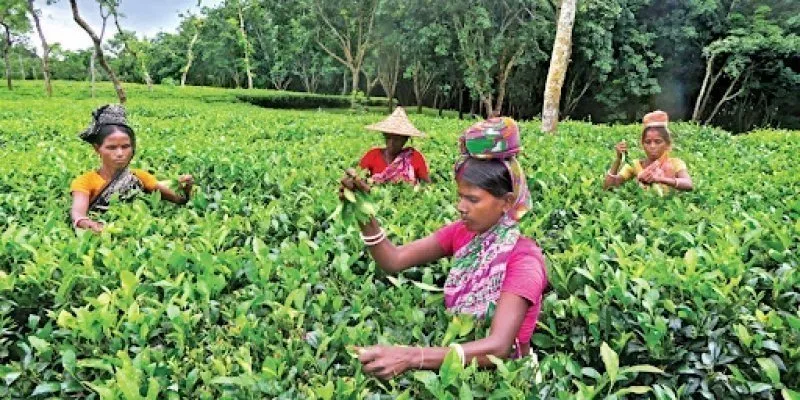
359 218 446 274
342 169 445 274
358 292 530 379
70 192 103 232
656 169 693 191
603 142 628 190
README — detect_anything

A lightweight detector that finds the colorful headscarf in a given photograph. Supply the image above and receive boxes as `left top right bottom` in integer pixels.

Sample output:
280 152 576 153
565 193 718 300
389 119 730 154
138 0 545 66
454 117 531 221
372 148 417 184
445 117 533 319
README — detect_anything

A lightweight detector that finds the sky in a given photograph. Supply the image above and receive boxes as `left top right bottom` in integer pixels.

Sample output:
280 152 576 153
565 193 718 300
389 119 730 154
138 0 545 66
27 0 223 55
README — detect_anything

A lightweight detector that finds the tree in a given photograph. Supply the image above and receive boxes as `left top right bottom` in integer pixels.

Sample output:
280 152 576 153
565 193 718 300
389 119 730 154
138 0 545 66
231 0 253 89
313 0 379 106
181 16 203 87
0 0 29 90
69 0 126 103
109 4 153 90
447 0 540 117
193 5 242 87
692 5 799 125
289 9 335 93
541 0 577 133
27 0 51 96
396 0 451 114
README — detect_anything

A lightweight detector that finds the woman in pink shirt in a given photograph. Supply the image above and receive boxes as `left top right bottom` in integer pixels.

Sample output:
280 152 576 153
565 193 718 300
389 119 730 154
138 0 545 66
339 117 548 380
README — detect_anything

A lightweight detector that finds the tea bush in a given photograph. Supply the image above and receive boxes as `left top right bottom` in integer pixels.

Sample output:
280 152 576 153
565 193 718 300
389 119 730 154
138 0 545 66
1 81 798 399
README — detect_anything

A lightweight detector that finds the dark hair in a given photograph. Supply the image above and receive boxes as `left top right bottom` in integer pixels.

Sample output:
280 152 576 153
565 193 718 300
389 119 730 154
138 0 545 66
89 124 136 151
457 158 512 198
641 126 671 144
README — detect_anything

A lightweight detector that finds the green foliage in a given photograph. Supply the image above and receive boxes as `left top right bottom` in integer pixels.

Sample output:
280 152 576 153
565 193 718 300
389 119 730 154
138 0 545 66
237 90 386 110
0 81 799 398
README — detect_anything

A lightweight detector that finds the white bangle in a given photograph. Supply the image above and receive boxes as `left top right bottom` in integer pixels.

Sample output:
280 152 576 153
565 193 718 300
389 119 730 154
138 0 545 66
360 229 384 242
449 343 466 367
73 217 90 229
363 231 386 246
361 229 385 246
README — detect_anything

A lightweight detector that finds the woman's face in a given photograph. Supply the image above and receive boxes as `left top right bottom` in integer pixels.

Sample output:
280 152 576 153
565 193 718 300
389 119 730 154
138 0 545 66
642 129 670 161
95 131 133 170
456 179 512 233
383 133 409 154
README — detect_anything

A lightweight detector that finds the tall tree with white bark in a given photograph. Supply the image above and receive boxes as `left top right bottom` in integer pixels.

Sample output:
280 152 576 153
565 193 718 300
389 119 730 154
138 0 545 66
541 0 577 133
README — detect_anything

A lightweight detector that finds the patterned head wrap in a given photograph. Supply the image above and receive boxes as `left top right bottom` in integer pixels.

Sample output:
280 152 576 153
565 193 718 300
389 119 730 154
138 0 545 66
79 104 133 143
454 117 531 221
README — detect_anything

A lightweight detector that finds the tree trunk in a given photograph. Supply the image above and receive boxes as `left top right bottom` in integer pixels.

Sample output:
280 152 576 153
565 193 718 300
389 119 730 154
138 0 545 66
458 87 464 120
2 23 11 90
236 2 253 89
704 66 751 125
90 54 96 98
181 29 199 87
350 67 359 107
492 49 522 117
541 0 577 134
341 68 348 95
481 96 492 118
28 0 52 96
140 58 153 90
17 52 24 79
112 10 153 91
692 54 720 121
378 54 400 114
412 61 435 115
70 0 125 104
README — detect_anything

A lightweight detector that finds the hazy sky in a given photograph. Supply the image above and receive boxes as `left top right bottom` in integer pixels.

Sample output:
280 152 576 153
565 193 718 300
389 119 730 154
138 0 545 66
28 0 223 54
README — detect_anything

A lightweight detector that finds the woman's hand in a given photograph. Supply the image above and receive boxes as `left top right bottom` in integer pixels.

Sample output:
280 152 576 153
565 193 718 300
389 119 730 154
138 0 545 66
358 345 414 380
615 141 628 159
77 219 104 233
339 168 371 201
637 169 654 184
178 174 194 197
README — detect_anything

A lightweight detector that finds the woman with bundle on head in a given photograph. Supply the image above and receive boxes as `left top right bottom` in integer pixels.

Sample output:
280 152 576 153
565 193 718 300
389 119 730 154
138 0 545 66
358 107 430 184
604 110 694 194
340 117 547 379
70 104 194 232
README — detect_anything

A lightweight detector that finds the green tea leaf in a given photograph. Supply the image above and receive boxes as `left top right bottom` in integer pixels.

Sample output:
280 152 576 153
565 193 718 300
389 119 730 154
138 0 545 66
600 342 619 383
757 357 781 385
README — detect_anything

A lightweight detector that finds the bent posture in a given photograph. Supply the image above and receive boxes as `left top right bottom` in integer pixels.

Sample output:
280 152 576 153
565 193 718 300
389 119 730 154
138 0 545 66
341 117 547 379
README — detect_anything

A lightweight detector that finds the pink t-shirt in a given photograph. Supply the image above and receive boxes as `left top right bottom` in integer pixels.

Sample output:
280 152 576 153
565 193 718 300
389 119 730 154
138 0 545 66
435 221 547 346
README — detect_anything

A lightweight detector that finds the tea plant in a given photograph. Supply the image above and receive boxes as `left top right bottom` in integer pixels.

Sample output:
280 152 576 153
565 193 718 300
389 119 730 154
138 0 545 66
1 81 798 399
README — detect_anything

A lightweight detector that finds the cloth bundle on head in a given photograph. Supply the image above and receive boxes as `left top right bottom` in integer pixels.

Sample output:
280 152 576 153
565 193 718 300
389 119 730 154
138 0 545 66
454 117 531 221
79 104 131 143
642 110 671 139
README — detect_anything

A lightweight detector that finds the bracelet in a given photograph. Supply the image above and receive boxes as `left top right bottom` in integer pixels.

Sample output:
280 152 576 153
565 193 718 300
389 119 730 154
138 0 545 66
449 343 466 367
73 217 90 229
418 346 424 369
364 232 386 246
360 229 384 241
361 229 386 246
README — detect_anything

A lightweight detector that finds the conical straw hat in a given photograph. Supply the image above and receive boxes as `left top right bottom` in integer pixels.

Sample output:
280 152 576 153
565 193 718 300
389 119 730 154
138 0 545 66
365 107 425 137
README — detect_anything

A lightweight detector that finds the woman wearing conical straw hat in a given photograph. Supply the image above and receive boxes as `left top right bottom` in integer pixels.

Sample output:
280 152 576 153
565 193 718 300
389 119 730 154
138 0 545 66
604 110 694 194
358 107 431 184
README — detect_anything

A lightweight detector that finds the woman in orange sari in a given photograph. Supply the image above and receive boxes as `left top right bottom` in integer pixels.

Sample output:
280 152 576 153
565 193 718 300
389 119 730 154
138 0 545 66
604 110 694 194
70 104 194 232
